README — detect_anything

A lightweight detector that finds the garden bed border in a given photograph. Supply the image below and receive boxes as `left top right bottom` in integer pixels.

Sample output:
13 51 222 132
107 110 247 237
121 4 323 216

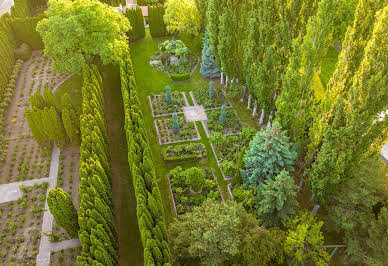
201 109 243 138
148 92 189 117
189 89 232 110
154 118 201 145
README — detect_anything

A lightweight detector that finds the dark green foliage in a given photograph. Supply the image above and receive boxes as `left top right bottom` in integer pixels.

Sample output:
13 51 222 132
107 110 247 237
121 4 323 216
165 85 171 103
148 5 168 37
232 148 245 186
170 72 190 81
171 113 179 133
209 81 214 99
0 16 16 98
124 6 146 42
241 122 297 188
47 188 79 238
9 15 45 49
162 143 207 163
200 30 220 78
120 56 171 265
256 170 299 227
77 65 118 266
219 105 226 124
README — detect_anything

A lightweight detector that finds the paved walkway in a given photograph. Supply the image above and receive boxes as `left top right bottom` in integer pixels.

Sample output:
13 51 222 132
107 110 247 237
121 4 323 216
0 0 13 16
0 177 49 203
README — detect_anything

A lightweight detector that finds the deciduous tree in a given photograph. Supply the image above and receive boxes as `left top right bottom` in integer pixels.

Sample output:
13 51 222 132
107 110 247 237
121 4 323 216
164 0 202 36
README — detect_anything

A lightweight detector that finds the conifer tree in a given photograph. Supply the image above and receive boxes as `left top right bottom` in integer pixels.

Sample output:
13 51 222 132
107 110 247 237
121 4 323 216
165 85 171 104
206 0 225 66
200 31 220 78
172 113 179 133
208 81 214 99
219 105 226 125
47 188 79 238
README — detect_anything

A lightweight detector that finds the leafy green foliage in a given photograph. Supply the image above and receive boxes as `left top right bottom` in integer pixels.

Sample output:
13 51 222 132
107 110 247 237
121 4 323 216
47 188 79 238
256 170 299 227
241 122 296 188
184 167 206 192
37 0 130 73
285 212 330 266
164 0 202 36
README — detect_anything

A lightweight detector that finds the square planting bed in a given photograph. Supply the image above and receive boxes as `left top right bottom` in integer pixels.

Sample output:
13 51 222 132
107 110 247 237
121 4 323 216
203 109 242 137
190 87 231 109
168 167 223 215
154 116 200 144
162 143 207 163
149 92 187 117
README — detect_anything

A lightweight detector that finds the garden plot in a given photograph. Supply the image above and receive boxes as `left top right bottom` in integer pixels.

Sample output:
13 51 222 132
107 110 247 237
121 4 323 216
50 246 81 266
149 91 188 117
0 182 48 265
0 52 70 184
168 167 223 216
162 143 207 163
203 109 242 137
154 116 200 144
190 87 231 109
52 146 80 241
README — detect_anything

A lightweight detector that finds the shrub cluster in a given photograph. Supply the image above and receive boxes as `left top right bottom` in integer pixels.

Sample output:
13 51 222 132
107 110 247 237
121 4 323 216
10 15 45 49
0 15 16 97
162 143 207 163
77 65 119 265
120 56 171 265
124 6 145 42
170 72 190 81
148 5 168 37
0 59 23 162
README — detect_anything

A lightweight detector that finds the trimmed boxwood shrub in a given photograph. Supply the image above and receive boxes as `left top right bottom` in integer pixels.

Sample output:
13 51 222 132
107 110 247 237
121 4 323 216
14 43 31 60
171 72 190 81
162 143 207 163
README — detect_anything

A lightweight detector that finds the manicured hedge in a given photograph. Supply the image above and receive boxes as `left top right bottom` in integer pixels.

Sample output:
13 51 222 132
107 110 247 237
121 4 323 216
10 0 33 18
120 56 171 266
124 6 146 42
162 143 207 163
77 65 119 266
10 15 45 49
170 72 190 81
0 15 16 98
148 5 168 37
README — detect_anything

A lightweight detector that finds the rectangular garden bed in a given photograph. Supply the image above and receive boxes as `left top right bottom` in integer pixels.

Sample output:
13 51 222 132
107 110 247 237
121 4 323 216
162 143 207 163
154 116 200 144
148 91 188 117
167 167 223 216
190 87 231 109
203 109 242 137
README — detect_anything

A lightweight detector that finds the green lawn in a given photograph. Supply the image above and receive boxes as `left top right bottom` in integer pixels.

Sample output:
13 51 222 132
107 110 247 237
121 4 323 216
130 29 259 224
54 74 83 112
101 64 143 265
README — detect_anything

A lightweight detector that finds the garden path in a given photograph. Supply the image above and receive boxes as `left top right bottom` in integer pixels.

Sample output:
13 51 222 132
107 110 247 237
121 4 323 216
0 177 49 203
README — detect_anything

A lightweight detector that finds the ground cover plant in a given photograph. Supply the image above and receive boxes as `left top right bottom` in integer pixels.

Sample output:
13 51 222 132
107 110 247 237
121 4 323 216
150 91 186 116
169 166 221 215
0 182 48 265
205 108 242 136
192 85 230 109
155 115 199 144
150 39 197 77
162 143 207 163
50 246 81 266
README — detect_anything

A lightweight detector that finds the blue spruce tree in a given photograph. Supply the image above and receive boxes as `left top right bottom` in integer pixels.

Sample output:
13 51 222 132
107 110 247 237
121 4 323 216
165 85 171 104
219 105 226 125
200 30 220 78
172 113 180 133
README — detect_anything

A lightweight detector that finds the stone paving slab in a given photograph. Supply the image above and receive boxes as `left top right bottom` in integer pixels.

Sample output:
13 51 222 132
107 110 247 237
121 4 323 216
50 238 81 253
0 177 50 204
183 105 208 122
0 0 13 16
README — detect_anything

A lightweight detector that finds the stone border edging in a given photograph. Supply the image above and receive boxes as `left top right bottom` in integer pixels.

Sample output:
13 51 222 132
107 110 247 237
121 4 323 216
154 118 201 145
0 177 50 203
227 183 234 201
209 143 231 181
189 90 232 111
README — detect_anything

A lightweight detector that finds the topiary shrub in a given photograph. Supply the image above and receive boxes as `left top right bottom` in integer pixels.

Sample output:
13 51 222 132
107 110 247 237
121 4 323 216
185 167 206 192
170 72 190 81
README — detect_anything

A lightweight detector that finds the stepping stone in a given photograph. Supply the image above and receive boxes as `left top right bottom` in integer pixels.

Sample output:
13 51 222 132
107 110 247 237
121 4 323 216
183 106 207 122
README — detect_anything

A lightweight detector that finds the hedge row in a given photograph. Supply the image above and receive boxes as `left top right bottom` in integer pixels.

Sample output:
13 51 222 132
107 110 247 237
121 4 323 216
148 5 168 37
162 143 207 163
0 15 16 98
11 0 33 18
0 59 23 163
120 56 171 266
77 65 119 266
9 15 45 49
170 72 190 81
124 6 145 42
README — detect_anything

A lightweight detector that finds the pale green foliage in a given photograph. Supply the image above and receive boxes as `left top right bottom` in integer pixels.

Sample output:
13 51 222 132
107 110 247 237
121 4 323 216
241 122 297 188
164 0 202 36
184 167 206 192
168 200 241 265
256 170 299 227
285 212 330 266
37 0 130 73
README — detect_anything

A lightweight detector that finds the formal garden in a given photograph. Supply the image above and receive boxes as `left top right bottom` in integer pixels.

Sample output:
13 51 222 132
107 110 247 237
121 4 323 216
0 0 386 265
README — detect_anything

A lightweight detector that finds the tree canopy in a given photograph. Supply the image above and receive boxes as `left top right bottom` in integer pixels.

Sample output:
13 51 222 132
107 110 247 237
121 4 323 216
37 0 130 73
164 0 202 36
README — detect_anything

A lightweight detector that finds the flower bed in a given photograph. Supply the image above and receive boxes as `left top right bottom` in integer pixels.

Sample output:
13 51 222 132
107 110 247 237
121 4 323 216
149 91 186 116
168 167 222 215
155 116 200 144
162 143 207 163
205 109 242 136
210 128 256 179
191 87 231 109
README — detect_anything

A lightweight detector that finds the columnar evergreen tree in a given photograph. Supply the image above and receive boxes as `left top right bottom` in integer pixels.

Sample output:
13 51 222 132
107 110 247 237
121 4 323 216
241 122 297 188
149 5 168 37
0 15 16 95
200 31 220 78
172 113 179 133
208 81 214 99
219 105 226 124
47 188 79 238
125 6 145 42
307 5 388 203
256 170 299 227
165 85 171 104
206 0 224 67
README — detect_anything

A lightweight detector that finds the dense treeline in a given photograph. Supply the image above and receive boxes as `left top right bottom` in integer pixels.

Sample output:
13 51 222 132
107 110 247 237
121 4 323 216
124 6 146 42
0 15 16 96
120 56 171 265
149 5 168 37
77 65 119 266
